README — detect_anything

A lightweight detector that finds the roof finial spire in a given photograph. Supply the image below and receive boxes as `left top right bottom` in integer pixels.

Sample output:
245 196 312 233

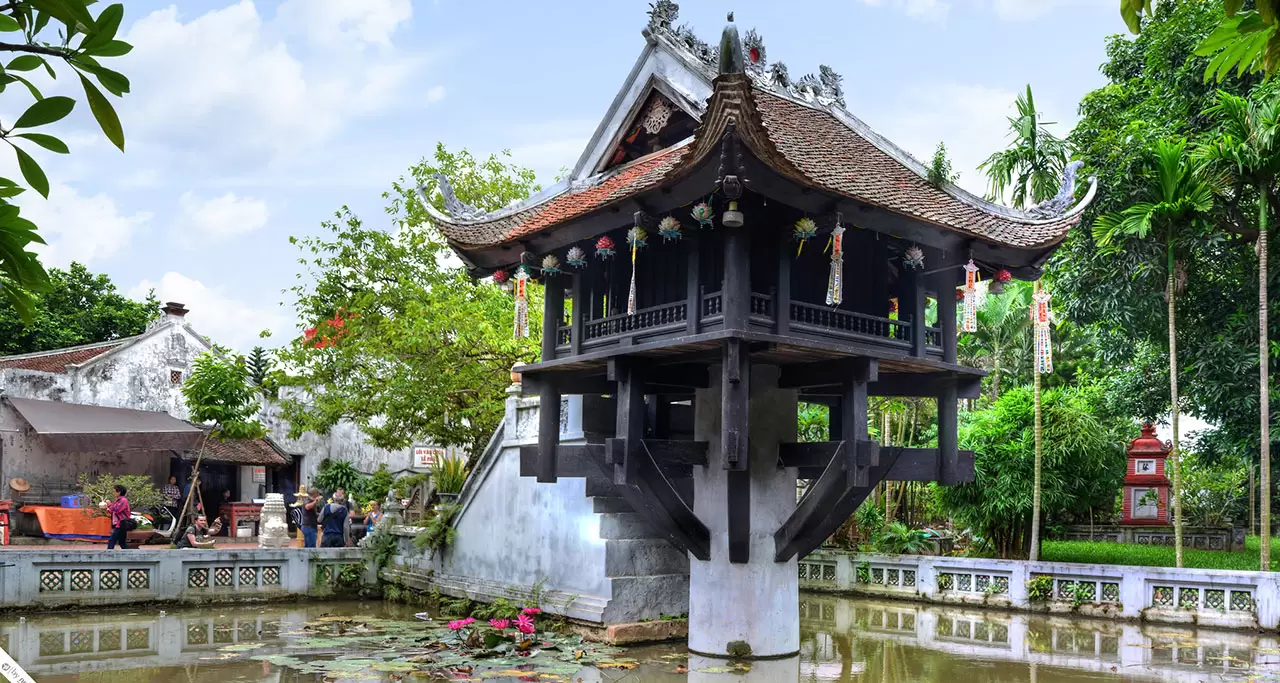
718 11 743 75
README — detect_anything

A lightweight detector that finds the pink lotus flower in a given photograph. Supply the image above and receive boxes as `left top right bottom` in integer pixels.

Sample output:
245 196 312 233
447 620 465 631
462 617 476 626
521 607 541 616
489 618 511 630
515 614 535 634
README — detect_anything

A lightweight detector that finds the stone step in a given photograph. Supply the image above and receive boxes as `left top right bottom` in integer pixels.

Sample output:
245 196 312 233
602 574 691 624
584 477 620 498
605 538 689 577
598 512 660 540
592 497 633 514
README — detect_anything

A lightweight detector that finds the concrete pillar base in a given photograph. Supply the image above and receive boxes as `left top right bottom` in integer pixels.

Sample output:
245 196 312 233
687 654 800 681
689 364 799 658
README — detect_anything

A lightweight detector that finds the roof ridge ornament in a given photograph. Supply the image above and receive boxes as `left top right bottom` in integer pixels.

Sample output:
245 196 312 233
718 12 743 75
1027 160 1085 219
431 173 490 222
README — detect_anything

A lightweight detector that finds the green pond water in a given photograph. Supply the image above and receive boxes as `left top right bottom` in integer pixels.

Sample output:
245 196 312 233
1 595 1277 682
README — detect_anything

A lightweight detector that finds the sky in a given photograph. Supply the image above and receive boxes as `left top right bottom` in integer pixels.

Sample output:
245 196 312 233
15 0 1126 352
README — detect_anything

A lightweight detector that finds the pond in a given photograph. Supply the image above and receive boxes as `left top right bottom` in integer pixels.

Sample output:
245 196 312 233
2 595 1277 681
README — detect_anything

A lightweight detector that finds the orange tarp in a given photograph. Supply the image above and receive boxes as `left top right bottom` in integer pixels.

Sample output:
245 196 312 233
20 505 110 542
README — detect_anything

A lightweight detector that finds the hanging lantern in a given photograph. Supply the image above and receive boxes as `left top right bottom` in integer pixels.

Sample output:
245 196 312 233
888 298 898 314
825 225 845 306
722 200 744 228
513 266 531 339
658 216 683 242
903 245 925 271
989 268 1012 295
596 236 616 260
492 268 513 292
793 217 817 256
541 254 562 276
1031 284 1053 374
566 246 587 269
691 201 715 229
626 226 647 315
961 259 981 332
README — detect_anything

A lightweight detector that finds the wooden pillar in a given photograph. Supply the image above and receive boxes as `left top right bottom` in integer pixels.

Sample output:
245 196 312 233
570 273 584 356
610 360 646 485
541 279 565 362
938 378 959 483
936 266 958 363
536 384 561 483
900 268 925 357
722 338 750 470
828 398 842 441
776 231 791 335
686 234 701 334
723 227 750 331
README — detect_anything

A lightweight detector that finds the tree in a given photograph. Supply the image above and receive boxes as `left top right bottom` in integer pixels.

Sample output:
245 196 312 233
277 145 541 457
936 383 1128 558
960 282 1032 401
0 1 132 317
1197 87 1280 570
0 262 156 355
246 346 270 386
178 349 267 532
978 86 1070 209
1121 0 1280 83
1093 138 1217 568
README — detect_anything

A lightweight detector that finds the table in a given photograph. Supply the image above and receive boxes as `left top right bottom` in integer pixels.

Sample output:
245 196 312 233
219 502 263 538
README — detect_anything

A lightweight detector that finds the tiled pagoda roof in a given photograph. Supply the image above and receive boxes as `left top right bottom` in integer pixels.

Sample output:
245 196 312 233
0 339 134 374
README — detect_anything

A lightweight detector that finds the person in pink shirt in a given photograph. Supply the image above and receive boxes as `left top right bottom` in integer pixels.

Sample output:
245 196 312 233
102 485 131 550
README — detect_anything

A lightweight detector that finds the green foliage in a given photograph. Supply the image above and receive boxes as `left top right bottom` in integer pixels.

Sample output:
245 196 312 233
873 521 932 555
315 459 365 497
1042 538 1279 571
363 529 398 574
181 351 266 439
393 472 431 499
978 85 1070 209
1182 446 1249 527
362 464 395 504
470 598 522 621
0 262 156 355
0 1 133 317
77 472 164 514
935 382 1129 558
797 403 828 442
414 503 460 555
439 595 472 618
278 144 541 456
431 455 468 494
856 561 871 584
927 142 958 187
246 346 271 386
853 502 886 544
1026 575 1055 602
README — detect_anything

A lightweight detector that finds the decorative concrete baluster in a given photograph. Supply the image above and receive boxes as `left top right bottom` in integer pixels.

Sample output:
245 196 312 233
258 493 289 549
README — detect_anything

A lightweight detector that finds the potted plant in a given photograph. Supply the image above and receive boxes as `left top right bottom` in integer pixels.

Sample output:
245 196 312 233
432 455 468 504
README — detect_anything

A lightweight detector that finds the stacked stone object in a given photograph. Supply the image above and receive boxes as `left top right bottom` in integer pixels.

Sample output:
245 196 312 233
258 493 290 548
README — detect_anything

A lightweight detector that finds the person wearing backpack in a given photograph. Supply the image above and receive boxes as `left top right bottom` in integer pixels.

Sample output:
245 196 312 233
102 485 132 550
318 491 349 548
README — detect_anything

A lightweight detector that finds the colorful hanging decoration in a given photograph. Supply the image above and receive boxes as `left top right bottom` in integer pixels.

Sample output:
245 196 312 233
658 216 682 242
566 246 587 269
961 259 980 333
1031 284 1053 374
690 201 715 229
513 266 531 339
990 267 1013 294
825 224 845 306
793 217 817 256
888 298 898 314
492 268 513 292
626 226 647 315
596 236 616 260
541 254 562 276
903 245 925 271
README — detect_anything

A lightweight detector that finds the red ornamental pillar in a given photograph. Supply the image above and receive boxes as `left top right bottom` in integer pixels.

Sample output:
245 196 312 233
1121 424 1172 525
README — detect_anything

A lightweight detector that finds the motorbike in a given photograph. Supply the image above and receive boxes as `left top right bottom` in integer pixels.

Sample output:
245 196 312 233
133 506 179 545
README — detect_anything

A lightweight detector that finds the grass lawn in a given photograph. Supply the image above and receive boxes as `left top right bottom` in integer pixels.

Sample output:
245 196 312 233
1040 537 1278 572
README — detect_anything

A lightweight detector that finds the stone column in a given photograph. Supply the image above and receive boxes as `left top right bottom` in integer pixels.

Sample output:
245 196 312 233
690 364 799 658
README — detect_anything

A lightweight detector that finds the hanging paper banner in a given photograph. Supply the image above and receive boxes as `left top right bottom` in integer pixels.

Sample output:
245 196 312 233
626 226 647 315
793 217 817 256
1031 284 1053 374
826 225 845 306
513 266 530 338
962 259 980 333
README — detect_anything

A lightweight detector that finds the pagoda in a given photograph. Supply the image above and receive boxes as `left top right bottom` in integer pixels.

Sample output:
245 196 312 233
1121 424 1171 525
428 4 1094 660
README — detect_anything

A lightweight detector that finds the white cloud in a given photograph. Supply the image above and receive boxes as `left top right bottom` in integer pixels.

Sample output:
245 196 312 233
276 0 412 47
989 0 1110 22
179 191 269 243
120 2 421 159
130 272 288 352
860 0 951 21
863 83 1073 199
23 182 153 267
426 85 447 104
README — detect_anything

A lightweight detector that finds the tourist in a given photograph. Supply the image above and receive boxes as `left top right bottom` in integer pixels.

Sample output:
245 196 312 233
102 485 131 550
366 500 383 534
301 488 321 548
161 475 180 511
176 514 221 549
318 491 349 548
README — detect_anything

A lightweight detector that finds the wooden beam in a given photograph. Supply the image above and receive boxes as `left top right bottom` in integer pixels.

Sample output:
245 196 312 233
775 446 903 562
786 446 975 484
935 264 959 364
536 384 561 483
722 339 750 470
723 218 750 332
644 439 709 467
570 273 584 356
519 443 700 479
777 231 791 335
778 358 877 389
938 377 960 484
870 374 981 399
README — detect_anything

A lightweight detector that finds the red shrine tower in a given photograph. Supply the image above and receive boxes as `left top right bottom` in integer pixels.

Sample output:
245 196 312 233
1121 424 1171 525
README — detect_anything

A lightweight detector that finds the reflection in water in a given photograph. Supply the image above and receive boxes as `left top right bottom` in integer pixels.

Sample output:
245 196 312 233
1 597 1278 681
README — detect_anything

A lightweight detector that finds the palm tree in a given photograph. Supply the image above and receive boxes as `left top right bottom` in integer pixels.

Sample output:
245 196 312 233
1198 89 1280 571
1094 138 1217 568
979 85 1070 209
0 221 48 320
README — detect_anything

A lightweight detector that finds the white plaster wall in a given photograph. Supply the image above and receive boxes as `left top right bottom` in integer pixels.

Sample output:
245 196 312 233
0 369 73 402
